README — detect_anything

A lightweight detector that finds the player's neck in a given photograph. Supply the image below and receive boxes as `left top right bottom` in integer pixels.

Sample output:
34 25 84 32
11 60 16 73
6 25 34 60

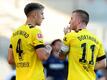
76 24 86 32
25 18 36 27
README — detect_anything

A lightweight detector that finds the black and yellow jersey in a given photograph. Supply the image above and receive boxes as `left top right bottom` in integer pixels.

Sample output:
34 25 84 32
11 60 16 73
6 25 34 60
10 24 45 80
63 29 106 80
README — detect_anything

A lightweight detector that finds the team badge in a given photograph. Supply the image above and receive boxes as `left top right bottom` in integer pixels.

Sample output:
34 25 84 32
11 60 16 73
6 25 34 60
37 33 43 40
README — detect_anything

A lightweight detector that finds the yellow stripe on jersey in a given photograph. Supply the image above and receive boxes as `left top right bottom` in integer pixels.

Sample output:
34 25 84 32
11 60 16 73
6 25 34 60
63 29 106 80
10 25 45 80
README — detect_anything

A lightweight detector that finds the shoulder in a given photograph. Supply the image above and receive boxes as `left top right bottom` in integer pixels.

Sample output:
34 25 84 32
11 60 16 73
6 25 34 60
64 31 76 40
31 26 41 33
11 25 22 37
65 31 75 37
86 29 102 44
91 32 102 45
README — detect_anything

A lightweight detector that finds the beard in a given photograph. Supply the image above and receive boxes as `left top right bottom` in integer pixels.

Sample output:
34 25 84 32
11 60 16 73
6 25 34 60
36 23 41 26
70 26 75 30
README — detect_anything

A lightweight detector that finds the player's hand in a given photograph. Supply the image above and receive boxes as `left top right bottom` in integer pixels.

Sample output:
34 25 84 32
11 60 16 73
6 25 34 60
45 44 52 55
59 44 69 55
64 26 70 35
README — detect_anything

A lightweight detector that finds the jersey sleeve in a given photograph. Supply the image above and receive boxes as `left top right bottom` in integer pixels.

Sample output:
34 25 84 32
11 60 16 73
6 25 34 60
63 32 74 46
63 33 70 46
9 35 13 48
31 28 45 49
97 43 106 61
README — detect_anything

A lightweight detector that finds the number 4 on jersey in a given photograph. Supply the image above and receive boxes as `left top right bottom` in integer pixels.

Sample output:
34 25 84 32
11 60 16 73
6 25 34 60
16 39 23 60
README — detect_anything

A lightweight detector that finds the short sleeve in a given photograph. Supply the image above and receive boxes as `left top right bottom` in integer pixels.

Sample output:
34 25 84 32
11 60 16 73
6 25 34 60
97 43 106 61
31 27 45 49
63 34 69 46
9 36 13 48
63 32 74 46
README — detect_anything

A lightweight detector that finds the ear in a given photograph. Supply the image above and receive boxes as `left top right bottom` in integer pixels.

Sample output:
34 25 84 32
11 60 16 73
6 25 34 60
31 10 37 18
77 17 81 24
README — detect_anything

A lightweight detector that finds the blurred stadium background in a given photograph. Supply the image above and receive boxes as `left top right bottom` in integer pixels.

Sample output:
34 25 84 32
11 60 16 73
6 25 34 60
0 0 107 80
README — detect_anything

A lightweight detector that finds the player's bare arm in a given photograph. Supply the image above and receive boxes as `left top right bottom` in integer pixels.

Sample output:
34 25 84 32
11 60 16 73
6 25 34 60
95 58 106 70
36 44 52 61
8 47 15 64
64 26 70 35
59 24 71 60
58 44 69 60
60 25 71 60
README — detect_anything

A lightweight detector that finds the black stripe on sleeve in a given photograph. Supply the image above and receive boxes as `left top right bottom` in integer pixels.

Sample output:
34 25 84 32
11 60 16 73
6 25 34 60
34 44 45 50
96 55 106 62
9 44 12 48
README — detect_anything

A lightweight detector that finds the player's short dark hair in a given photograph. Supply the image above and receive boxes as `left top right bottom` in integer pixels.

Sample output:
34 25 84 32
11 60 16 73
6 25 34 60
24 3 44 17
51 39 61 46
73 9 89 25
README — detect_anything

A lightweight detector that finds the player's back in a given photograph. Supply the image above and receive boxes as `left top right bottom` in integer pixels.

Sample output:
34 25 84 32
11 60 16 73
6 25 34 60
10 25 45 80
66 29 104 80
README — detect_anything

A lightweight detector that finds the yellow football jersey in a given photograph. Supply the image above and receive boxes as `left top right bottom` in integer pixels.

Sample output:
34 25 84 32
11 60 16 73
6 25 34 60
63 29 106 80
10 24 45 80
